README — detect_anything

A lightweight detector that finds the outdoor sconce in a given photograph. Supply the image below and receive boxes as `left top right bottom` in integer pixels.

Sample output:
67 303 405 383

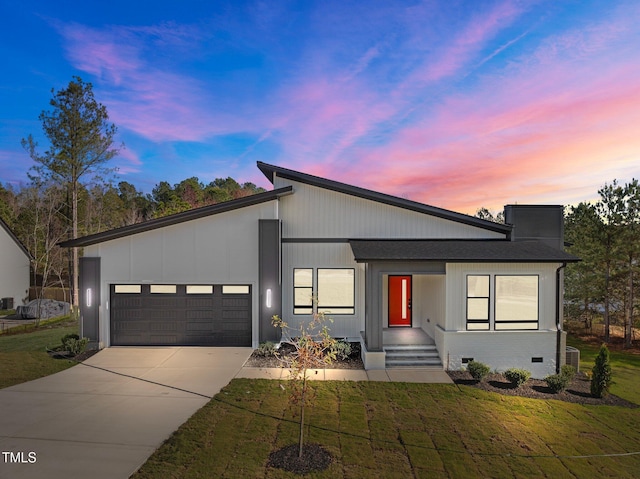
266 288 272 308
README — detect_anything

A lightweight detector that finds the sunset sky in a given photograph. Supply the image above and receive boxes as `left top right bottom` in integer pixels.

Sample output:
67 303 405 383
1 0 639 214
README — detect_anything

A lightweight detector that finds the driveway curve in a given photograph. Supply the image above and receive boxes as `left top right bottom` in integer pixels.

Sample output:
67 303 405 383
0 347 252 479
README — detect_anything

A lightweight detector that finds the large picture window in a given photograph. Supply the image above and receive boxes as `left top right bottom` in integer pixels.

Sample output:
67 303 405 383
318 269 355 315
466 275 489 330
293 268 313 315
495 275 539 330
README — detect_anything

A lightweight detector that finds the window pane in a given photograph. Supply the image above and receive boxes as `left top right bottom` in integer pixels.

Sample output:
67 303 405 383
467 322 490 331
222 285 250 294
294 287 313 307
114 285 141 294
467 275 489 297
150 285 176 294
318 269 354 314
467 298 489 320
495 276 538 328
294 269 313 287
187 285 213 294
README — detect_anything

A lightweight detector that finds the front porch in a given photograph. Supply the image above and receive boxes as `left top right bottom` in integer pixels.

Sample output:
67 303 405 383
358 259 447 370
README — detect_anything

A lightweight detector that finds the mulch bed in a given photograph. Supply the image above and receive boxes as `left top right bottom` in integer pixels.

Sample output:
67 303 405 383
448 370 638 408
267 443 332 474
244 342 364 370
247 342 636 408
48 349 100 362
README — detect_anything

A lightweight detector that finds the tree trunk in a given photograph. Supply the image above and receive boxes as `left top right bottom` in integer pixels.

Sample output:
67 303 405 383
72 181 79 308
299 372 307 459
626 263 633 348
604 261 611 343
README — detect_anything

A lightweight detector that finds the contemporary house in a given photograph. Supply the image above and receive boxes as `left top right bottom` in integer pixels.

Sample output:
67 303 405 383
0 217 31 310
60 162 579 378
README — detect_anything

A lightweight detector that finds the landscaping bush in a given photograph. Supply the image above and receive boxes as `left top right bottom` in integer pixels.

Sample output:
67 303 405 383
591 344 612 398
61 333 88 356
255 341 277 357
545 373 571 393
560 364 576 381
504 368 531 387
330 340 352 361
467 360 490 381
545 364 577 394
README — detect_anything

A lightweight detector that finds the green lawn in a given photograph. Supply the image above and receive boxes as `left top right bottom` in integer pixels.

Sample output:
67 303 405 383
567 335 640 404
133 338 640 479
0 316 79 389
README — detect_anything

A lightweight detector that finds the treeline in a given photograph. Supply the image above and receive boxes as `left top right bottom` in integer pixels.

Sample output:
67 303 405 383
564 179 640 347
0 177 265 297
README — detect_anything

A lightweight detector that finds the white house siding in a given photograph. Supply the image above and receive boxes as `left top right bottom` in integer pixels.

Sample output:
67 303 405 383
83 201 278 347
440 330 559 379
281 242 364 339
412 275 446 338
275 177 506 240
0 227 29 308
440 262 562 378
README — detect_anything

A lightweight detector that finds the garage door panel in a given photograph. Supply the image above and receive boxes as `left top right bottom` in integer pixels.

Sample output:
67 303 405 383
110 284 251 346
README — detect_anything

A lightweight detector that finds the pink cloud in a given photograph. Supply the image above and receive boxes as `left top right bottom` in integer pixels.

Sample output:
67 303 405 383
56 22 248 142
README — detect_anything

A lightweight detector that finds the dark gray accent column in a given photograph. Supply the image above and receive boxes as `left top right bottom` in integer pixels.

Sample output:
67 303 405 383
79 257 100 342
364 262 383 351
259 220 282 342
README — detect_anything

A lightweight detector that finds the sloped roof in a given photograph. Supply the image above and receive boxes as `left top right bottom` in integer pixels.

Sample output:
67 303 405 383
257 161 512 236
0 216 32 259
59 186 293 248
349 239 580 263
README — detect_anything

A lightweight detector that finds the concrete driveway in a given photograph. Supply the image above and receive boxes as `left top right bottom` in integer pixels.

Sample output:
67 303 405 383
0 347 252 479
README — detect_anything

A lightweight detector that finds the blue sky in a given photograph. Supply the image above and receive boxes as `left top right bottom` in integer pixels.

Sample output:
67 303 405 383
1 0 639 213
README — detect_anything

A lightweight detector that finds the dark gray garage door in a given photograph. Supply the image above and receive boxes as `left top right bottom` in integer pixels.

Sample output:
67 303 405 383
110 284 251 346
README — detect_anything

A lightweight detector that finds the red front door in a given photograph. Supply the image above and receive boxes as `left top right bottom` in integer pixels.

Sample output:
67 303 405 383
388 275 412 327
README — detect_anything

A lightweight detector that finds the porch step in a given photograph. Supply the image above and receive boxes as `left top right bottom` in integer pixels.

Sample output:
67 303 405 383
384 344 443 368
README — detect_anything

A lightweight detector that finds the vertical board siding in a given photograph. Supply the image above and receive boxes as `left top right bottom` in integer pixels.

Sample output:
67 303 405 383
281 243 364 339
277 179 506 240
413 275 446 338
84 201 278 347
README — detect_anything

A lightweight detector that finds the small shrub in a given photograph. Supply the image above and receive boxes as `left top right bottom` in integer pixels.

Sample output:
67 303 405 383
255 341 277 357
545 373 570 393
330 340 352 360
591 344 612 398
467 360 490 381
61 333 88 356
560 364 576 381
504 368 531 387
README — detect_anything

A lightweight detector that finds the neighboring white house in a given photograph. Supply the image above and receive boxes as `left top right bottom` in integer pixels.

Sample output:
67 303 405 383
0 217 31 310
60 162 579 378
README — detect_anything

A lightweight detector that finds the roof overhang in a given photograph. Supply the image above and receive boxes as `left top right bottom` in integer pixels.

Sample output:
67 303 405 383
349 239 580 263
59 186 293 248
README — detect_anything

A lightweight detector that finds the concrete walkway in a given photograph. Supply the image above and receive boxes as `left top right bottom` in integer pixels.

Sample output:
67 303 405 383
237 366 453 383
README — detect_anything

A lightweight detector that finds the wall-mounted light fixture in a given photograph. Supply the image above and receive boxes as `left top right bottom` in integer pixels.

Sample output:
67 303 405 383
86 288 92 308
266 288 272 308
